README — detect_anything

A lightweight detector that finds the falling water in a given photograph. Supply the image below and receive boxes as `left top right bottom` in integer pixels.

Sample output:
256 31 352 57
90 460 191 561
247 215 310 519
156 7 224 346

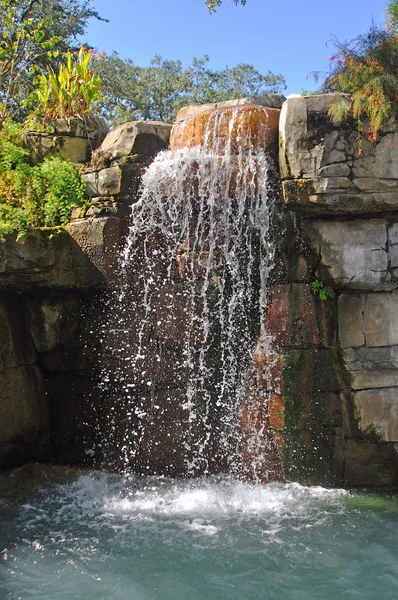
97 107 279 477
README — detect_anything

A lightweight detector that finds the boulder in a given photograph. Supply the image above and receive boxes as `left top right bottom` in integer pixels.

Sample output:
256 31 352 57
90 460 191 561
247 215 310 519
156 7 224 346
170 105 280 153
95 121 172 164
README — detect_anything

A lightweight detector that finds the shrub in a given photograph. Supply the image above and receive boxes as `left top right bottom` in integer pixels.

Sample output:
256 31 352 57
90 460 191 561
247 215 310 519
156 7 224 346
0 119 86 236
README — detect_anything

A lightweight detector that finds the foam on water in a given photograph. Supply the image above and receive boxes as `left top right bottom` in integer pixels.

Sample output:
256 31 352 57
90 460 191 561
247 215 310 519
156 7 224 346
1 467 398 600
19 471 348 530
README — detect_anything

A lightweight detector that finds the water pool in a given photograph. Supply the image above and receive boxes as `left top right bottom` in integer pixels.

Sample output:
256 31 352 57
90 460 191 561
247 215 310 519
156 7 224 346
1 465 397 600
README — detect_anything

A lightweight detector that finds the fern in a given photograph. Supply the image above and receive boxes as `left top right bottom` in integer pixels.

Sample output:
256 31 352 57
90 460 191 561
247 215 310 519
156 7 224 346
0 122 86 236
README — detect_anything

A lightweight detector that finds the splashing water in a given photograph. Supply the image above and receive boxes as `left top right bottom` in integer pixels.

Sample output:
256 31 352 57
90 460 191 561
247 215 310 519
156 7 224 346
1 466 398 600
97 107 279 477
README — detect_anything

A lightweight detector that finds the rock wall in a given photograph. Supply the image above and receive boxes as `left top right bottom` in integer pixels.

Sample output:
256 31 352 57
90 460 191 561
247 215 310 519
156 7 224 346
273 94 398 487
1 95 397 488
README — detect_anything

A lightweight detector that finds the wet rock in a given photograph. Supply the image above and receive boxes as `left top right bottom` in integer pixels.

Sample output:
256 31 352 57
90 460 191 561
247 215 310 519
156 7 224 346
171 105 280 153
0 294 49 468
175 94 286 121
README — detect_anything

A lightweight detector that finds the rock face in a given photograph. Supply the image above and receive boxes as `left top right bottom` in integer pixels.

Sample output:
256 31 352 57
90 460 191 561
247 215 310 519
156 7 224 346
278 94 398 487
83 120 173 218
280 95 398 213
171 105 280 154
175 94 286 122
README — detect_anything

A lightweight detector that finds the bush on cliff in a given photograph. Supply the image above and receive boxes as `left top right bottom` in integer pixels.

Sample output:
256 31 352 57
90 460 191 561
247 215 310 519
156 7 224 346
0 120 86 237
323 21 398 148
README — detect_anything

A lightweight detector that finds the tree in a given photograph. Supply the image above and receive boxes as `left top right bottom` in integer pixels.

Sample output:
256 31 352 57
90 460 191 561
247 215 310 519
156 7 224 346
205 0 246 12
0 0 104 124
387 0 398 30
96 53 286 126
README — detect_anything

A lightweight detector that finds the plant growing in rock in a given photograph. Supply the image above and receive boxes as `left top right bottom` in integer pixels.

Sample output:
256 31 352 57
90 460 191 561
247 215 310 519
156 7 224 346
31 46 102 122
0 119 86 237
310 279 335 301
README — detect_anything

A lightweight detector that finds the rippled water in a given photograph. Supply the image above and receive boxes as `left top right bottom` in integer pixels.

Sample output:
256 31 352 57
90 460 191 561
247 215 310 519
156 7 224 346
1 465 397 600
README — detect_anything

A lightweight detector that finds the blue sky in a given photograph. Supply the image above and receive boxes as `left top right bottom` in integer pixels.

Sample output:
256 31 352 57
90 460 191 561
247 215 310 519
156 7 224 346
84 0 388 96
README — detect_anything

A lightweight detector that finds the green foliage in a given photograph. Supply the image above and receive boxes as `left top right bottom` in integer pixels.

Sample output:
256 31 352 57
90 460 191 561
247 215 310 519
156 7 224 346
310 280 335 302
387 0 398 31
205 0 246 12
0 0 104 125
0 120 85 236
32 47 102 120
96 53 286 126
323 25 398 149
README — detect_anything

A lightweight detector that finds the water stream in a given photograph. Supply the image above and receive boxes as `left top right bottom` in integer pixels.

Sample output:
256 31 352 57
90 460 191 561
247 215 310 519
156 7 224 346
96 107 278 477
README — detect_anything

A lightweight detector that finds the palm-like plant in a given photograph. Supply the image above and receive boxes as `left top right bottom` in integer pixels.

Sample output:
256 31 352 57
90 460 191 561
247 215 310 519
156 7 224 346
35 47 102 120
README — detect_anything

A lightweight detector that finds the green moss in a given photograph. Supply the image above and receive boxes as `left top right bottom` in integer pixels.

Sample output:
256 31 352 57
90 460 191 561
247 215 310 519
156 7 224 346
280 348 344 485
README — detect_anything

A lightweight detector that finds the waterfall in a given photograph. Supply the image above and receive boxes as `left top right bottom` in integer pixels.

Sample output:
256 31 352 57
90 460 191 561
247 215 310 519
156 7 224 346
96 106 278 478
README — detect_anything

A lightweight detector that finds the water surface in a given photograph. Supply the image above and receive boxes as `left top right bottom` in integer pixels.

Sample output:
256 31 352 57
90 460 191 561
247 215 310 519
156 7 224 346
1 465 397 600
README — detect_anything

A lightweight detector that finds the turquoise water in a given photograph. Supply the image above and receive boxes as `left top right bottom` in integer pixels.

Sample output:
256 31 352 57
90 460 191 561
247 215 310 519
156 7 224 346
0 465 397 600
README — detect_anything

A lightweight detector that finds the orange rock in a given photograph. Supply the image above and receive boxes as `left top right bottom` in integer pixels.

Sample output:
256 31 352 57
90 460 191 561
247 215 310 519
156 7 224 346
267 393 285 431
170 105 280 154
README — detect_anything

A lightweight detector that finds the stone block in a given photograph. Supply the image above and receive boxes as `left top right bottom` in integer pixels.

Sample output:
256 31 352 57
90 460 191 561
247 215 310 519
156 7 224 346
170 105 280 154
343 345 398 373
266 283 322 347
23 118 108 164
306 219 389 290
280 94 398 214
281 348 341 395
363 291 398 347
85 162 142 199
67 216 128 285
350 371 398 391
355 388 398 441
0 229 105 290
339 290 398 349
338 294 365 348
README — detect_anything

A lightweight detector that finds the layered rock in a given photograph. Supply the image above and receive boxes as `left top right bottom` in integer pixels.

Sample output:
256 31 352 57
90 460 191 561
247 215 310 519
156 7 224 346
280 94 398 214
